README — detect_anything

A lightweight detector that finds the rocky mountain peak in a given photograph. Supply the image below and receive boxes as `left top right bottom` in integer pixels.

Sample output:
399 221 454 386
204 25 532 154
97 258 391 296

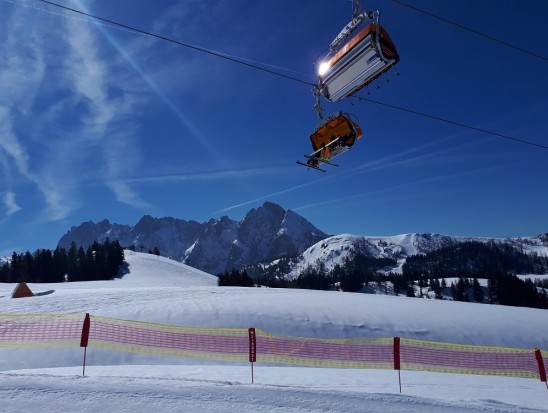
58 202 326 274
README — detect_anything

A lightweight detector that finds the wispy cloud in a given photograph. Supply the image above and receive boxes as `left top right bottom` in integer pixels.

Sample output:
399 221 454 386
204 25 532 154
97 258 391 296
291 167 494 214
0 2 154 219
3 191 21 216
0 108 30 175
0 109 74 220
212 130 499 216
0 8 62 217
125 166 287 185
63 13 149 208
0 3 44 177
213 180 312 215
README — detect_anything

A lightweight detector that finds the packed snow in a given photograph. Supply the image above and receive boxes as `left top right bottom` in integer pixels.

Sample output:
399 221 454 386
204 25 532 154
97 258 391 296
0 251 547 412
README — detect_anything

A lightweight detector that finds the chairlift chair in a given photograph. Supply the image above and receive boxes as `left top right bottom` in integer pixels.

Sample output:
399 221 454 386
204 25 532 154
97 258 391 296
309 112 363 159
316 9 399 102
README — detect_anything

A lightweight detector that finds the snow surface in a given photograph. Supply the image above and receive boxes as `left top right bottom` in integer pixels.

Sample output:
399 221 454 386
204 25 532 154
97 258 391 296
1 251 547 412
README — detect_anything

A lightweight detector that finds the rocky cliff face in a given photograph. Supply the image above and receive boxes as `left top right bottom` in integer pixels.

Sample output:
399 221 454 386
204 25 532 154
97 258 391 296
58 202 328 275
225 202 325 270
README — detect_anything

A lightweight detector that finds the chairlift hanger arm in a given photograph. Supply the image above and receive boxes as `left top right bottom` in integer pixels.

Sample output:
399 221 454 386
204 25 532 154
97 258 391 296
352 0 363 18
313 85 325 120
330 8 379 51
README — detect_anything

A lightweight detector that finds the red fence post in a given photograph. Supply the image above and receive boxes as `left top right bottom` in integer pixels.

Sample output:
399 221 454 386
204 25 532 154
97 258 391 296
80 314 90 347
249 328 256 384
534 349 547 390
394 337 401 393
80 314 91 376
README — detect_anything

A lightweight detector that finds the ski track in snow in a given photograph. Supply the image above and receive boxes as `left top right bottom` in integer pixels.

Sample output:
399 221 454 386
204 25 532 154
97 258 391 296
1 367 546 413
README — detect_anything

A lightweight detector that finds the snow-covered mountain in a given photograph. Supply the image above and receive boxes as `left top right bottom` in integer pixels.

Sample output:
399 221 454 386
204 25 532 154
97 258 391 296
286 232 548 277
58 202 327 275
58 203 548 277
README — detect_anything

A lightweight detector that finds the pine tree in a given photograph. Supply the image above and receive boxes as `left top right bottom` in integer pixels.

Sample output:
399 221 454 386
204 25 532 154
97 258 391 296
0 262 11 283
67 242 78 280
406 284 416 297
53 247 68 283
472 278 484 303
339 270 363 292
217 268 254 287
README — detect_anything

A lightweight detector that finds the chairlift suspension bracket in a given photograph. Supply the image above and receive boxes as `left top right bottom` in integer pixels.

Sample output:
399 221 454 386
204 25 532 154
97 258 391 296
352 0 363 19
313 85 325 120
330 8 379 51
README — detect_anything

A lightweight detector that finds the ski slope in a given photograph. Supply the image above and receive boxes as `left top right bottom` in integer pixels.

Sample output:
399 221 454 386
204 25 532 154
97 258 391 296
0 251 547 412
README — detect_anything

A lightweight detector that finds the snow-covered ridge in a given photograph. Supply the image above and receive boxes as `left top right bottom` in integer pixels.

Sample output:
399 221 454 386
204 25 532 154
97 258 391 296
287 232 548 277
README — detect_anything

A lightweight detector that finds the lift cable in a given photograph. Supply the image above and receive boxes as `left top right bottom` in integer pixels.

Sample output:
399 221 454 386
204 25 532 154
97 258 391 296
34 0 547 151
36 0 316 87
353 95 548 150
388 0 548 63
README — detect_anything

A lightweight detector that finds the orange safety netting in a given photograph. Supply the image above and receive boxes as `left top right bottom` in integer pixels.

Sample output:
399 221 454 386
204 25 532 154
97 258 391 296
0 313 546 383
255 330 393 369
399 338 542 379
0 314 84 348
87 315 250 362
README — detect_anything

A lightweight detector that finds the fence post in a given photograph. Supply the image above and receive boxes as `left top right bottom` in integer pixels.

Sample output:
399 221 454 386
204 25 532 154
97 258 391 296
534 349 547 390
394 337 401 393
80 313 91 377
249 328 256 384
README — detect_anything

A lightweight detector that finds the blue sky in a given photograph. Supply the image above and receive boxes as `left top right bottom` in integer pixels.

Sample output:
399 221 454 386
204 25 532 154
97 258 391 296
1 0 547 256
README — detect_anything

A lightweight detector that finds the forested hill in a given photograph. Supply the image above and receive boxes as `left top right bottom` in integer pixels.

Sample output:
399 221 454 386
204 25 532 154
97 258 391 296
401 241 548 280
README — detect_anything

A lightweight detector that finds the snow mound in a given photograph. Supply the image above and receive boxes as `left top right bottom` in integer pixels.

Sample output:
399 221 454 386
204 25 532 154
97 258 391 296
119 250 217 288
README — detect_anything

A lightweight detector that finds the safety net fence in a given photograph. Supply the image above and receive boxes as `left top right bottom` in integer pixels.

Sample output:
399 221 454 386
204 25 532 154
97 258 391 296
0 313 546 388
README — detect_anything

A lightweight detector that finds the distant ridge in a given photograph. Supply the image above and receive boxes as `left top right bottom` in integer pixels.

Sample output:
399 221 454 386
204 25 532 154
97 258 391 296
285 232 548 277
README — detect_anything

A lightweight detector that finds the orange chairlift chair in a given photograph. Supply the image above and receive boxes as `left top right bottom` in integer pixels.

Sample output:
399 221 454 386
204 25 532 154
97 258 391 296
305 112 363 168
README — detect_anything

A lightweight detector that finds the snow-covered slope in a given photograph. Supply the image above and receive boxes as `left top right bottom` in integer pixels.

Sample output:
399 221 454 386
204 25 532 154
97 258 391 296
1 251 547 412
287 232 548 276
1 251 547 361
118 250 217 288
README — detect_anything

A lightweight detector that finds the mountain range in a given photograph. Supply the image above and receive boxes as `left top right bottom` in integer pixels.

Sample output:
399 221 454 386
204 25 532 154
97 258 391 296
58 202 548 276
58 202 327 275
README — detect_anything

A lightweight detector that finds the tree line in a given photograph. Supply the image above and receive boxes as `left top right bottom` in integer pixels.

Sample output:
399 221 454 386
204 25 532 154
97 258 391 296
217 244 548 310
219 253 397 292
0 240 125 283
402 241 548 281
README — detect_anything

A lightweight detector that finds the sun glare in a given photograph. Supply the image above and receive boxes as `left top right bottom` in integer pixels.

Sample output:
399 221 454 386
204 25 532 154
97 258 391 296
318 61 330 77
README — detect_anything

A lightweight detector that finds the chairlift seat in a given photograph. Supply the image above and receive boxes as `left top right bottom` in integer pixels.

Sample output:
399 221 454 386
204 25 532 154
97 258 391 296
319 23 399 102
309 113 363 159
